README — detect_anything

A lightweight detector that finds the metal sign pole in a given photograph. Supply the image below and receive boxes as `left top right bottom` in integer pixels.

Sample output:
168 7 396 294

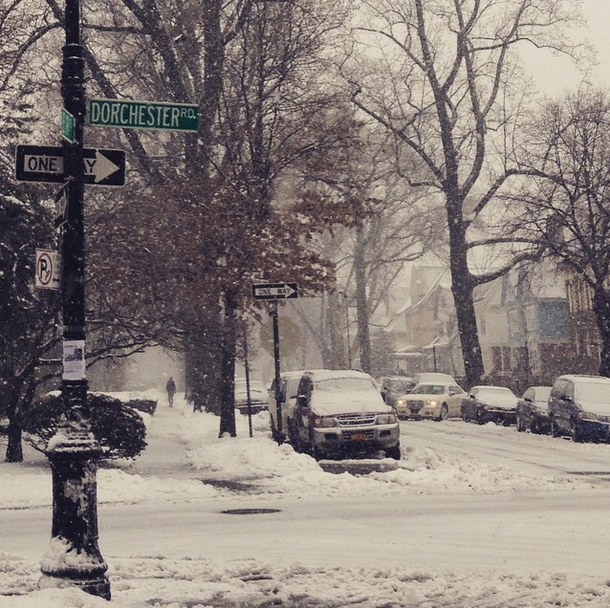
243 328 254 438
39 0 110 599
271 301 284 444
251 282 298 445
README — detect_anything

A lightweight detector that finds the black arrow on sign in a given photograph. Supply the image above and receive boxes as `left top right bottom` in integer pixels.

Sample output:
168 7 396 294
15 144 126 186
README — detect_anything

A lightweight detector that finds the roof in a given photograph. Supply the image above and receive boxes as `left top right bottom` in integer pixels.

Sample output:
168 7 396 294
397 266 450 315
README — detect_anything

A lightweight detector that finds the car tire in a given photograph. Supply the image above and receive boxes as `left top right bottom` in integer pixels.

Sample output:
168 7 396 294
550 417 561 438
385 443 402 460
475 408 485 425
311 443 324 461
438 405 449 421
571 421 584 443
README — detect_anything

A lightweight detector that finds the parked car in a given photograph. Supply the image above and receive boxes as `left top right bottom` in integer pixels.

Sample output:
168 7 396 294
461 385 519 425
267 370 306 442
234 379 268 416
379 375 415 406
395 382 466 420
548 375 610 442
291 369 401 460
516 386 552 434
411 372 457 386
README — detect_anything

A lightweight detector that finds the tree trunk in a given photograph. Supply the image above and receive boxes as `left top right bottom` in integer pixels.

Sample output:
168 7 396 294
5 419 23 463
184 313 222 414
218 288 238 438
592 288 610 377
319 292 341 369
447 197 485 388
354 228 371 374
5 382 23 463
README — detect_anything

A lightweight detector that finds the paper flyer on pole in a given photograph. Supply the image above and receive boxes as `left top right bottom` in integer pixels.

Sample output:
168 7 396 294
62 340 86 380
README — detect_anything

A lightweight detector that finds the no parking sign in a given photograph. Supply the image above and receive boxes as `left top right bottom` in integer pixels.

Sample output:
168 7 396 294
35 249 61 290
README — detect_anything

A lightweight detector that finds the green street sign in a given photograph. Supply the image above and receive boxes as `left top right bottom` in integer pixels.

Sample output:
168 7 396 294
62 108 75 142
89 98 199 132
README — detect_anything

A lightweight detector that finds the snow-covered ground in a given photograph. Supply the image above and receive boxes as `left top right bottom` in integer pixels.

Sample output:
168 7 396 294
1 389 610 607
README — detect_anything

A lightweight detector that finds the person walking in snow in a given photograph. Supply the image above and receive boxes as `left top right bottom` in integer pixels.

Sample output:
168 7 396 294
166 376 176 407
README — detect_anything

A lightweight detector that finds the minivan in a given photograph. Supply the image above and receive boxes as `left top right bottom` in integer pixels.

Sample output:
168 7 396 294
548 374 610 442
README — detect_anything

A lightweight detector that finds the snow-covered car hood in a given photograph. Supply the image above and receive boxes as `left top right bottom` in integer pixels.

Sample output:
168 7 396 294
479 393 518 410
310 390 392 416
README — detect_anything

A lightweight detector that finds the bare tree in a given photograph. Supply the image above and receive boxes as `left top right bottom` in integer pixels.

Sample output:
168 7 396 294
346 0 584 387
513 87 610 376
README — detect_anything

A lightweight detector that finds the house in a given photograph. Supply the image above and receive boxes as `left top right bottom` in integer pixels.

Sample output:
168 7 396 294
388 265 464 379
475 264 571 390
388 261 571 389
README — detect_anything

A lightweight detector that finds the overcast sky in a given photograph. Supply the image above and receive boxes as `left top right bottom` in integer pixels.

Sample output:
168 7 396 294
523 0 610 96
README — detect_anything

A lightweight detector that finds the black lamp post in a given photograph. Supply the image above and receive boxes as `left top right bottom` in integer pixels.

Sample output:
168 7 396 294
39 0 110 599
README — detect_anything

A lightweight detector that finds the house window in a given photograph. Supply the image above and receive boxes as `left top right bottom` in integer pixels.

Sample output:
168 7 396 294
491 346 511 372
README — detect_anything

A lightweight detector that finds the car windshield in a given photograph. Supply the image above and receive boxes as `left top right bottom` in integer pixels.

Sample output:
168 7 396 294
235 381 266 396
574 380 610 409
410 384 446 395
533 387 551 402
315 377 377 393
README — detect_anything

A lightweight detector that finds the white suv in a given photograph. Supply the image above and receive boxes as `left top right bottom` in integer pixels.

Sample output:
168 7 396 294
291 369 401 460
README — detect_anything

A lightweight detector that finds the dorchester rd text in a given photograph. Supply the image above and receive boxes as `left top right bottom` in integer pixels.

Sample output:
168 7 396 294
89 98 199 132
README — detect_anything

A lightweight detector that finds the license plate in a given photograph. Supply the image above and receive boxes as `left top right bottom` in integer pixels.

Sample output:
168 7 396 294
350 433 367 441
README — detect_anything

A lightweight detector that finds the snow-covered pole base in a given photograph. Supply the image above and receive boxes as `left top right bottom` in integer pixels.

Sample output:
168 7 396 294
40 398 110 600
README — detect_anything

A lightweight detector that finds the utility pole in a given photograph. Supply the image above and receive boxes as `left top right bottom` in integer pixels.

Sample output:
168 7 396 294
39 0 111 599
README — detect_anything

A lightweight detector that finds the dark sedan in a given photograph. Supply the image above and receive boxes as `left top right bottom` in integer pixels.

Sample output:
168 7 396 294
461 385 519 426
379 375 414 407
516 386 552 434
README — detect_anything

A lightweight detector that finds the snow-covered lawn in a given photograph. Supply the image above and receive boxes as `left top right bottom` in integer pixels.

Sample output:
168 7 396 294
1 390 610 607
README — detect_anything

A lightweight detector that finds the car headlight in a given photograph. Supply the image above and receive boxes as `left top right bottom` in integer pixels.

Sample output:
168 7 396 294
313 415 337 428
396 398 407 407
577 411 599 421
425 400 439 407
376 413 397 425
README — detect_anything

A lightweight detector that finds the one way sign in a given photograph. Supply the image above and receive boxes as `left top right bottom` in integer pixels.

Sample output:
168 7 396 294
15 144 126 186
252 282 299 300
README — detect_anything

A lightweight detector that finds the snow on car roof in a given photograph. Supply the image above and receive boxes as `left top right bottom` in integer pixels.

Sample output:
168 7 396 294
305 369 374 381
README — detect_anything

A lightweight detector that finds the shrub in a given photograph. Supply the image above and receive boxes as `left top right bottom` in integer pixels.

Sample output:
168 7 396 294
99 392 157 416
21 392 147 460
